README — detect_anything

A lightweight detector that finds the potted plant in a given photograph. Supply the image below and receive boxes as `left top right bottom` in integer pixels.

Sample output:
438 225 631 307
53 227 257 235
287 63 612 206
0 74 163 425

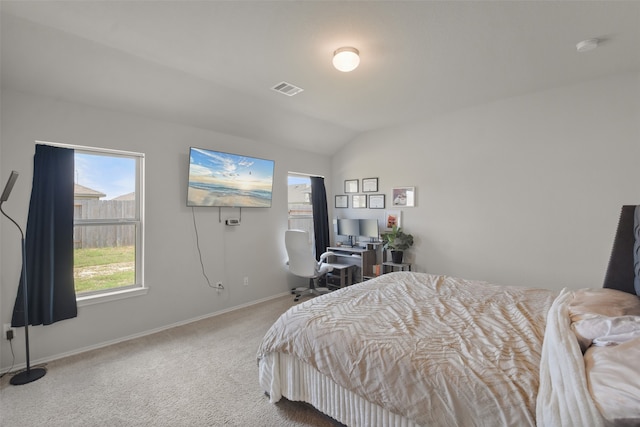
381 225 414 264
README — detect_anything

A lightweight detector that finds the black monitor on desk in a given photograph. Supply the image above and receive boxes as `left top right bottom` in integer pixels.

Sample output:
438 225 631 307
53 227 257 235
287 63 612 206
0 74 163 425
337 218 359 246
359 219 379 242
336 218 380 246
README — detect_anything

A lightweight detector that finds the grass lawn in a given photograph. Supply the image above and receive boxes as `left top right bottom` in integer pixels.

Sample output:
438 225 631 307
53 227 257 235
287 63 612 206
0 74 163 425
74 246 135 294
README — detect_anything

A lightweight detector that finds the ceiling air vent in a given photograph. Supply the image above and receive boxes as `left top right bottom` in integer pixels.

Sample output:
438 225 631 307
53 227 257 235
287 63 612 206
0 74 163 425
271 81 304 97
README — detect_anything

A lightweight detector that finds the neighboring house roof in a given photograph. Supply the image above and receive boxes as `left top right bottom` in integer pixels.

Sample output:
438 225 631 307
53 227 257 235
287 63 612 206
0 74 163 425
113 192 135 201
74 183 106 200
288 184 311 204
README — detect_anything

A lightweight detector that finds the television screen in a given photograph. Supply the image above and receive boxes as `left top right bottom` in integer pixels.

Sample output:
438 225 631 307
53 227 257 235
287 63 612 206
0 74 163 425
187 147 275 207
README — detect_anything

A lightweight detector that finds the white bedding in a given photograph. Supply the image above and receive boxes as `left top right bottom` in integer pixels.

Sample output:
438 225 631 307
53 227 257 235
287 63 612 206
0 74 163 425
259 352 419 426
536 289 605 427
258 272 568 426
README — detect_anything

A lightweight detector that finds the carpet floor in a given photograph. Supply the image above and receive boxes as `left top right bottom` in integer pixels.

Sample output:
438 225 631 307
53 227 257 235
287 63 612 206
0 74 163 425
0 295 344 426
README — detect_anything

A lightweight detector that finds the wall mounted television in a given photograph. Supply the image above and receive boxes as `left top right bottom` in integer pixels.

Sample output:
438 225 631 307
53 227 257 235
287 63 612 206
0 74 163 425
187 147 275 208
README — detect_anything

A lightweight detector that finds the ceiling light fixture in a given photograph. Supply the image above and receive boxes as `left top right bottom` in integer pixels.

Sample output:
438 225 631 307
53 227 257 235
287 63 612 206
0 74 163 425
576 38 599 53
333 47 360 72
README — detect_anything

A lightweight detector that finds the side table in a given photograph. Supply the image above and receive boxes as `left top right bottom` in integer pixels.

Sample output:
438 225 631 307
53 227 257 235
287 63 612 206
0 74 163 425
382 261 412 274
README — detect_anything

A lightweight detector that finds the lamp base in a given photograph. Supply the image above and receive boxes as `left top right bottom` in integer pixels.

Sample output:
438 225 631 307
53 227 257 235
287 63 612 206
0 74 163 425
10 367 46 385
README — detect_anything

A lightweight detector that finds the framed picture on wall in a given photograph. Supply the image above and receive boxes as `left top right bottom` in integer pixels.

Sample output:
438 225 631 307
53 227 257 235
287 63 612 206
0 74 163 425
384 210 401 229
335 195 348 208
362 177 378 192
352 194 367 208
368 194 385 209
344 179 359 193
391 186 415 207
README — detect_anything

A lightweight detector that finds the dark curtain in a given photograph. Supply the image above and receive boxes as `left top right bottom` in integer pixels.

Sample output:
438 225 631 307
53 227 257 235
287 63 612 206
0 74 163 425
12 145 77 326
310 176 330 260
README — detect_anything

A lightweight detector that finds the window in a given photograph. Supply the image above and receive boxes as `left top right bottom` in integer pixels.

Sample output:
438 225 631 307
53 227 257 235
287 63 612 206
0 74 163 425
73 147 144 301
287 174 314 240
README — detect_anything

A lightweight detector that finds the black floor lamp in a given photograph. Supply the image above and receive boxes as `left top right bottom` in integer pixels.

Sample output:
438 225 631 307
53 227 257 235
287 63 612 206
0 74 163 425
0 170 47 385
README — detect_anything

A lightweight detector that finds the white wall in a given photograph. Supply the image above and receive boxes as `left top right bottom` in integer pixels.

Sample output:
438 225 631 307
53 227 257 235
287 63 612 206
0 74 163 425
332 72 640 290
3 72 638 370
0 88 331 370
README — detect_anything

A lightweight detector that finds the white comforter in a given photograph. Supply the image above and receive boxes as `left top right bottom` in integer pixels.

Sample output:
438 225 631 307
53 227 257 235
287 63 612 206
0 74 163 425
259 272 568 426
536 289 605 427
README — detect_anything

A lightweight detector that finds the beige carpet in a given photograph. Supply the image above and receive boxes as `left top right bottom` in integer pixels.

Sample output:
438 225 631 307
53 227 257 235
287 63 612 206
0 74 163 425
0 295 344 426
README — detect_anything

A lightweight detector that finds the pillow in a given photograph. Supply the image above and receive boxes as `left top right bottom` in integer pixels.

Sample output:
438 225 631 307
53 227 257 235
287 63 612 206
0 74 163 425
572 315 640 352
568 288 640 323
584 337 640 424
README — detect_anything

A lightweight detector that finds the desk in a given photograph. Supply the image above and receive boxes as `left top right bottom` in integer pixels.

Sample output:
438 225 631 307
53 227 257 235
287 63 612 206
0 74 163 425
324 263 353 288
327 246 376 284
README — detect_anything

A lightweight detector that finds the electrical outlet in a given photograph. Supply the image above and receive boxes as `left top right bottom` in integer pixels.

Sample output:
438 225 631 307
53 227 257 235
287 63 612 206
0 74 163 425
243 276 249 286
3 323 14 340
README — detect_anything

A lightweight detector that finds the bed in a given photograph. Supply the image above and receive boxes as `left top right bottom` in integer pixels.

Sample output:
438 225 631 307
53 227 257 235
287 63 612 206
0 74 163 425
257 206 640 426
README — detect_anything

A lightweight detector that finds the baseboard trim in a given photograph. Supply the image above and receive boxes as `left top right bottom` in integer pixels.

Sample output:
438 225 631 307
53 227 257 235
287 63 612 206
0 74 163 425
1 292 291 375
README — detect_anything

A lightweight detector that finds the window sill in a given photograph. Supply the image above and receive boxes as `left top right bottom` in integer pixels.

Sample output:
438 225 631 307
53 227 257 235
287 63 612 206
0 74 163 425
76 286 148 307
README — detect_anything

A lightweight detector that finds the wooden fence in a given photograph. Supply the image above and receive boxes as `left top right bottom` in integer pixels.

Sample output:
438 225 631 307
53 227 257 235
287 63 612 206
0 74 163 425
74 200 136 249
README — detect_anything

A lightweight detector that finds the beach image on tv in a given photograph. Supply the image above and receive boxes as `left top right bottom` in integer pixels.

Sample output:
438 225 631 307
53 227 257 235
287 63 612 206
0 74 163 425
188 148 274 207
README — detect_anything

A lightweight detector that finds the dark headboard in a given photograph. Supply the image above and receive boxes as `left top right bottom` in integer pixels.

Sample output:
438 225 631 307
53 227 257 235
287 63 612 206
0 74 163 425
603 205 638 295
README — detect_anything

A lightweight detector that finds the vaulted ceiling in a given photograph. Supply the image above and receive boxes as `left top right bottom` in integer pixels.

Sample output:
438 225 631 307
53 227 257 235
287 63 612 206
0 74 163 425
2 1 639 154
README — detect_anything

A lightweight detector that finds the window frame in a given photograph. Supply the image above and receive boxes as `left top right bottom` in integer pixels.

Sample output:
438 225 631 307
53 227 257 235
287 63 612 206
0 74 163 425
41 141 146 305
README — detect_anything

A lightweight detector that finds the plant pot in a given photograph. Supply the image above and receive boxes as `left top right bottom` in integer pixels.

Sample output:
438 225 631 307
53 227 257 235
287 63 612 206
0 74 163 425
391 250 404 264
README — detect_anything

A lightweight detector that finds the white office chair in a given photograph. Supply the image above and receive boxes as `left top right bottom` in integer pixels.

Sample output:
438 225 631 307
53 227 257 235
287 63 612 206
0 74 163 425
285 229 335 301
